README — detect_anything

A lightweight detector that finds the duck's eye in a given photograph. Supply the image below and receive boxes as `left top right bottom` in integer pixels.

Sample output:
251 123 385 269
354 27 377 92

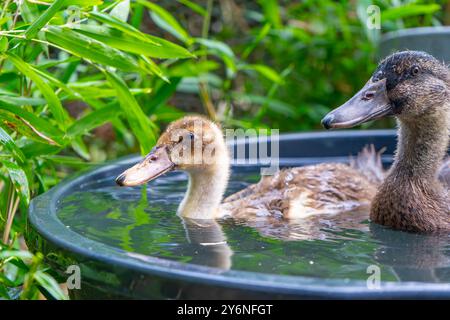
411 66 420 76
188 132 195 140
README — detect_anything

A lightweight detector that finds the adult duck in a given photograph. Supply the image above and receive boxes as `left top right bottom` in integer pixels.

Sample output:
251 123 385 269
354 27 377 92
322 51 450 233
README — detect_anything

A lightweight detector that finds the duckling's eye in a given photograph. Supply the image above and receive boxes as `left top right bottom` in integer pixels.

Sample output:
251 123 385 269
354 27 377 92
411 66 420 76
188 132 195 140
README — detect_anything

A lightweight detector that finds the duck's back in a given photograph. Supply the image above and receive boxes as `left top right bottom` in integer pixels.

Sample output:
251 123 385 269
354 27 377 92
222 163 379 220
221 145 384 220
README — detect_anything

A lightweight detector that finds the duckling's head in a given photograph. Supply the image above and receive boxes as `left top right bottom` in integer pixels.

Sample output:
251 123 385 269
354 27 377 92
116 116 228 187
322 50 450 128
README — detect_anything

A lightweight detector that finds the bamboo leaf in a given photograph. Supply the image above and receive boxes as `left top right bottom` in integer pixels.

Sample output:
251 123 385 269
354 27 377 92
0 37 8 52
0 160 30 205
34 270 67 300
240 64 284 84
138 0 191 43
0 109 60 146
0 95 46 106
45 26 140 72
0 126 26 163
88 12 159 45
109 0 130 22
382 4 441 22
195 38 235 58
67 103 122 137
0 102 65 146
232 93 296 116
73 24 193 59
177 0 207 17
7 53 70 129
104 70 156 154
25 0 66 40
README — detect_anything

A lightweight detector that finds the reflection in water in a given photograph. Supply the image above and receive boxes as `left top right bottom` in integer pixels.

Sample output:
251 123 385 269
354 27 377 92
57 169 450 283
181 218 233 270
370 224 450 282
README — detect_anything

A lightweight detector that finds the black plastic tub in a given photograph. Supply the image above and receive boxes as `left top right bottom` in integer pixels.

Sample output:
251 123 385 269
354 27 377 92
26 130 450 299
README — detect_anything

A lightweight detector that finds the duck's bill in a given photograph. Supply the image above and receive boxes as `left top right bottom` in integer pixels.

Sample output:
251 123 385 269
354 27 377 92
115 146 174 187
321 78 393 129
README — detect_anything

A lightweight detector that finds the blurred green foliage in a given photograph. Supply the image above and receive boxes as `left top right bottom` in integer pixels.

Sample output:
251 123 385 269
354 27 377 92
0 0 447 299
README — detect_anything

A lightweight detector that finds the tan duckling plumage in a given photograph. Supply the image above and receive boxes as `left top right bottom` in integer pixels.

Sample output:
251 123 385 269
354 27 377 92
116 116 384 222
323 50 450 233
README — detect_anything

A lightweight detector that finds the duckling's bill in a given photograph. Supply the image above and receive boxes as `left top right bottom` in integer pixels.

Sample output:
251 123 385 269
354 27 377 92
116 146 174 187
322 78 393 129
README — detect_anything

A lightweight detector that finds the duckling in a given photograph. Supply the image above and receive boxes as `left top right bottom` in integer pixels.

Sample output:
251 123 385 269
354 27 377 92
322 51 450 233
116 116 384 222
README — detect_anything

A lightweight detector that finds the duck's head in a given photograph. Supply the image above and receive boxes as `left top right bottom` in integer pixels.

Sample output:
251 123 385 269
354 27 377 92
322 50 450 129
116 116 228 187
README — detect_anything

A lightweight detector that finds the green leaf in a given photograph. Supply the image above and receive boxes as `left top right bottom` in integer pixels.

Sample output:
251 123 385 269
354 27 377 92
45 26 140 72
382 4 441 22
7 53 70 129
143 77 181 114
0 126 26 163
139 56 168 82
232 93 296 116
168 60 219 77
104 70 156 154
0 160 30 205
0 37 8 52
138 0 191 43
74 24 193 59
109 0 130 22
88 12 159 45
34 270 67 300
71 137 90 161
0 109 61 146
33 0 103 5
258 0 281 28
0 250 34 260
195 38 235 58
0 102 64 146
0 95 46 106
67 104 122 137
0 283 10 299
240 64 284 84
24 0 66 40
177 0 207 17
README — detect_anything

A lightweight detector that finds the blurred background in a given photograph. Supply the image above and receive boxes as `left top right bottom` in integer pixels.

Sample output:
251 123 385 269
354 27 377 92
0 0 448 299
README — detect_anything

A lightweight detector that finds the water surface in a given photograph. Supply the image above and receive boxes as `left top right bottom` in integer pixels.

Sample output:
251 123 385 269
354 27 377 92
57 168 450 283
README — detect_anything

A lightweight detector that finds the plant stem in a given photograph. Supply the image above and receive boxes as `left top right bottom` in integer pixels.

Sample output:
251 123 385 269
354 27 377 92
2 187 19 245
0 0 11 21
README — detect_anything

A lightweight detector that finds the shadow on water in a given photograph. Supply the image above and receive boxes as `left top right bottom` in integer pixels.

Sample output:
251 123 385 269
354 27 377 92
57 169 450 283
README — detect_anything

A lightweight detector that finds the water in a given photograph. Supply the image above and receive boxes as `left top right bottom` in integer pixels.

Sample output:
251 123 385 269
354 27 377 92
57 168 450 283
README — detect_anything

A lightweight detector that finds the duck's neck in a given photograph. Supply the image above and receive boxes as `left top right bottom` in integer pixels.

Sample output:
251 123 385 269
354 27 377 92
178 160 230 219
391 110 449 181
